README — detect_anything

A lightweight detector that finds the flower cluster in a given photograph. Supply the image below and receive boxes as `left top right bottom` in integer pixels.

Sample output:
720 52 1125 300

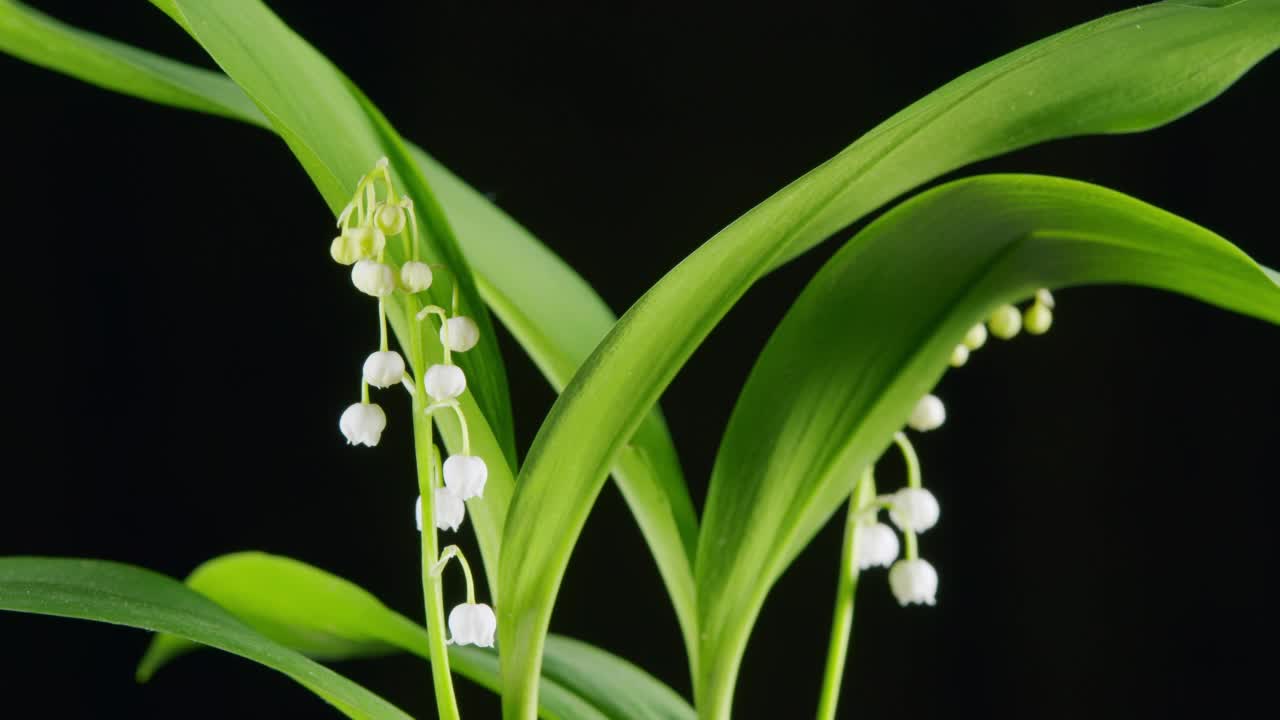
859 288 1058 607
332 158 494 646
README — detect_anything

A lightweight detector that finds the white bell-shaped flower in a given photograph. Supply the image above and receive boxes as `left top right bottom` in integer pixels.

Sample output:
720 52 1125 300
988 304 1022 339
351 259 395 297
339 402 386 447
447 602 497 647
444 455 488 500
888 487 940 533
854 522 899 569
433 487 466 532
400 261 433 294
440 316 480 353
362 350 405 388
424 364 467 400
889 558 938 606
963 322 988 350
907 394 946 432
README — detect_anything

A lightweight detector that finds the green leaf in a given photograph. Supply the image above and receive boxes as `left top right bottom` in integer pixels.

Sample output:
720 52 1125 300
0 4 698 646
140 0 516 593
135 553 694 720
697 174 1280 713
0 556 411 720
498 2 1280 714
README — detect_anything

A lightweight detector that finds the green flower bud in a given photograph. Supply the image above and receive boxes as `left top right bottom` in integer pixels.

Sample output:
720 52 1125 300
949 344 969 367
376 203 406 236
962 323 988 350
330 234 360 265
988 304 1022 340
1024 302 1053 335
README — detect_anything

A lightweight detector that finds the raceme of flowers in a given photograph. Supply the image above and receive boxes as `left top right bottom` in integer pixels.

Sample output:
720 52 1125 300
856 289 1056 607
333 158 494 646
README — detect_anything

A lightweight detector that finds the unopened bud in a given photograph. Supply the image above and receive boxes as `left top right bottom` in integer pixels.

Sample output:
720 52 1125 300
988 304 1021 340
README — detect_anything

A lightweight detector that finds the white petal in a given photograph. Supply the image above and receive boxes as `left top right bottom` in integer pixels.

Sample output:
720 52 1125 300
888 488 940 533
854 522 900 569
448 603 496 647
362 350 406 388
400 261 433 294
443 455 488 500
339 402 386 447
889 558 938 606
424 364 467 400
433 487 465 532
351 259 395 297
440 317 480 353
907 394 946 432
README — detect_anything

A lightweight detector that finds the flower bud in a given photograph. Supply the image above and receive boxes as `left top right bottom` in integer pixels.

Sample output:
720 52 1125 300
339 402 386 447
949 344 969 368
375 203 406 236
962 322 988 350
440 316 480 353
988 304 1022 339
444 455 488 500
1036 288 1055 308
448 602 497 647
854 522 899 570
1024 302 1053 335
907 394 945 432
330 234 361 265
889 558 938 606
424 364 467 400
400 261 433 294
888 487 940 533
352 259 395 297
433 487 465 532
363 350 405 388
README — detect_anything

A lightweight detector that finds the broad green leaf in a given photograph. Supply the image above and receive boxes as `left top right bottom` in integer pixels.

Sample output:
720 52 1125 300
136 552 695 720
141 0 516 593
498 2 1280 715
0 3 698 647
697 174 1280 714
0 556 411 720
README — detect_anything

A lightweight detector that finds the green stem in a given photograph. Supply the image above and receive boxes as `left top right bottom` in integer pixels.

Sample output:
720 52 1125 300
816 467 876 720
410 302 461 720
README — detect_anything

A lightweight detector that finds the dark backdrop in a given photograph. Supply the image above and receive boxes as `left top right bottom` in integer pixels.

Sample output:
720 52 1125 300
2 1 1277 718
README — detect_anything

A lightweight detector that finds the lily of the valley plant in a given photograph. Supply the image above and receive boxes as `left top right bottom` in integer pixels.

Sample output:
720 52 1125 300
1 1 1277 719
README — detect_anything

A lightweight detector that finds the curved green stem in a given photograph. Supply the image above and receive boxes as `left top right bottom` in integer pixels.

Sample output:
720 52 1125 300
816 467 876 720
409 300 461 720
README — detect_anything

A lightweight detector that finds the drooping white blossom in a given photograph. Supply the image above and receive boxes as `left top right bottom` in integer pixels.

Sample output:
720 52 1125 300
440 316 480 353
988 304 1022 340
424 363 467 400
888 487 940 533
351 259 395 297
854 522 900 570
889 558 938 606
363 350 405 388
444 455 488 500
339 402 386 447
907 394 946 432
400 261 433 294
447 602 497 647
433 487 465 532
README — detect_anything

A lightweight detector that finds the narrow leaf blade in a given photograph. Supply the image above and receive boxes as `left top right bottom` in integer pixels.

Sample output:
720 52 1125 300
498 2 1280 712
0 556 412 720
696 174 1280 710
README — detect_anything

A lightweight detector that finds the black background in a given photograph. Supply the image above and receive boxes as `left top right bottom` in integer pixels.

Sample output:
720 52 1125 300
2 1 1277 718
